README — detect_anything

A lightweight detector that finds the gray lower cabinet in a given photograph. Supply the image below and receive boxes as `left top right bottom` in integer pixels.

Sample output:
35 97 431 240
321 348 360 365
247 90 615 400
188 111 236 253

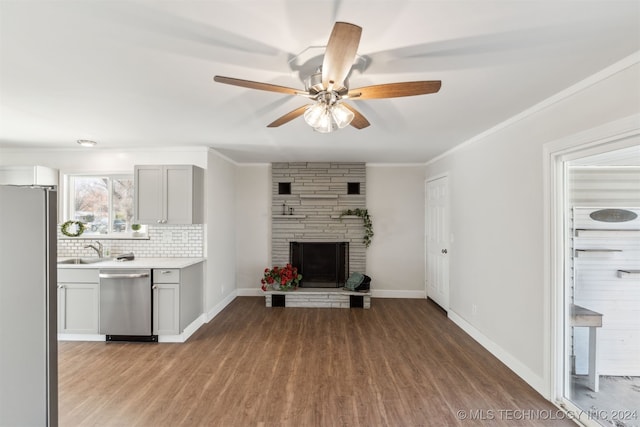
58 263 203 338
58 269 100 334
153 279 180 335
152 263 202 336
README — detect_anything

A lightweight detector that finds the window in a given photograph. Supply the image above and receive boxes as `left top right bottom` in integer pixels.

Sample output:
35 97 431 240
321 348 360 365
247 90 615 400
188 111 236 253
66 174 139 237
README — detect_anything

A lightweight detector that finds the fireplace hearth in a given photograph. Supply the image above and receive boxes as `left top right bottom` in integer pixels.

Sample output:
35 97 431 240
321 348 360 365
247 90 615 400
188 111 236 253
290 242 348 288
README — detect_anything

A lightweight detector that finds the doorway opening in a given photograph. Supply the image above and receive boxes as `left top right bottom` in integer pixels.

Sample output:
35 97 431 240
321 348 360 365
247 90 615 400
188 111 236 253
547 126 640 426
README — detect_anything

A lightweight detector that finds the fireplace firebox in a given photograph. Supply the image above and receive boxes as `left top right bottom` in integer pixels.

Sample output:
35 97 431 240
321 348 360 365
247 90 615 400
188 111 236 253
290 242 348 288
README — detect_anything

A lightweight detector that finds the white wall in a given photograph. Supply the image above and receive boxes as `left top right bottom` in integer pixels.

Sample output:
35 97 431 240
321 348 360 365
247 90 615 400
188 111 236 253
204 150 237 317
424 62 640 395
235 164 271 291
366 165 426 297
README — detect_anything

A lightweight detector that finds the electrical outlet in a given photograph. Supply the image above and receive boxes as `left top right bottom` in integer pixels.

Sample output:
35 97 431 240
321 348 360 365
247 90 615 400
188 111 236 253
472 304 478 316
221 285 224 294
162 231 172 243
181 231 189 243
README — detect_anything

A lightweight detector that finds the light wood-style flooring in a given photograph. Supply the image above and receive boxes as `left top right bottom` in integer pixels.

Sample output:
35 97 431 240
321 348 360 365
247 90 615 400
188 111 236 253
58 297 575 426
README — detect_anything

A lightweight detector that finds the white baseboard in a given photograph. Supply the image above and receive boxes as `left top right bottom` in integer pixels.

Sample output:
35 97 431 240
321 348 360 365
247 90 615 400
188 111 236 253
205 290 238 322
158 314 207 343
58 333 105 342
448 310 545 396
237 288 263 296
371 289 426 299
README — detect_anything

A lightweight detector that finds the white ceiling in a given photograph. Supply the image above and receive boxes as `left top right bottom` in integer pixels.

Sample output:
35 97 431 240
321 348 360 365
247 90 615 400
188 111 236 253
1 1 638 163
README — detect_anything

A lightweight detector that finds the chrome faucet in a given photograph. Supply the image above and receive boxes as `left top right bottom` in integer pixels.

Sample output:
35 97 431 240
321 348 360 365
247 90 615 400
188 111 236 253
84 241 104 258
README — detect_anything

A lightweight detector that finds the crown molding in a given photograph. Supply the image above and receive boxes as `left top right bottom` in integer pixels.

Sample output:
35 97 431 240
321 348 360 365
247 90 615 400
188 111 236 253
425 51 640 167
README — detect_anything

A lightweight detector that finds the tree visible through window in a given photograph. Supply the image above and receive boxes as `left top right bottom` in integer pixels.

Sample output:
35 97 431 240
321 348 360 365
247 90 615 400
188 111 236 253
69 175 134 235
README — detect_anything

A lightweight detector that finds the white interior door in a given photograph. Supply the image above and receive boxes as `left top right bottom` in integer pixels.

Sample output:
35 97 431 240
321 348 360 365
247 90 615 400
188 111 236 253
426 176 450 310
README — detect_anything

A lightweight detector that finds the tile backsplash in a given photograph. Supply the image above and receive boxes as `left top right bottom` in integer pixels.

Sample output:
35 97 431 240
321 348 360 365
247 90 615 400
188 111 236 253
58 225 204 258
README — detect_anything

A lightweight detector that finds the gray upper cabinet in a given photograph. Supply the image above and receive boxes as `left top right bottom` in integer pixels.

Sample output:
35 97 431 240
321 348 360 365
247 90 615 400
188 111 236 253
134 165 204 224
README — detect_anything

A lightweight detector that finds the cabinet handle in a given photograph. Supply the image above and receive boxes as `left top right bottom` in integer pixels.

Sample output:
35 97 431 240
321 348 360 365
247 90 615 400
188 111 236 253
58 285 64 289
160 270 171 274
152 285 158 290
157 219 162 224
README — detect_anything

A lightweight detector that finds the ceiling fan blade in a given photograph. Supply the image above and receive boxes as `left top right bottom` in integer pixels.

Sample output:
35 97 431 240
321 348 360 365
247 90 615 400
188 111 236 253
342 103 370 129
214 76 308 96
322 22 362 90
267 105 310 127
348 81 442 100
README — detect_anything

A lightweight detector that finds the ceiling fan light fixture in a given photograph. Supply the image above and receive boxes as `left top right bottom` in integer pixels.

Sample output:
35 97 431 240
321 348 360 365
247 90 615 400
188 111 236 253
313 110 335 133
304 90 353 132
303 102 326 128
331 102 354 129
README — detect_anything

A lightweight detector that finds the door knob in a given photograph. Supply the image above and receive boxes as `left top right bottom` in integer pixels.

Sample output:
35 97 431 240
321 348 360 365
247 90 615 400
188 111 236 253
441 249 448 254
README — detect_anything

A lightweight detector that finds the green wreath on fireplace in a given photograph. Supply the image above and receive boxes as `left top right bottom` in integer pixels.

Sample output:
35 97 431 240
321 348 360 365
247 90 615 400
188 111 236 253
340 208 374 248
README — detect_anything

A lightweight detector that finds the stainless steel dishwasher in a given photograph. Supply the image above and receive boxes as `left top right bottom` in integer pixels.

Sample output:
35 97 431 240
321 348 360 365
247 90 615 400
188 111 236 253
99 269 157 342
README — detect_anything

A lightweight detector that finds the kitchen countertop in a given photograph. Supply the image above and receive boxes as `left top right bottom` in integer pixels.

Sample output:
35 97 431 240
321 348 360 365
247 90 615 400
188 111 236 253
57 257 205 269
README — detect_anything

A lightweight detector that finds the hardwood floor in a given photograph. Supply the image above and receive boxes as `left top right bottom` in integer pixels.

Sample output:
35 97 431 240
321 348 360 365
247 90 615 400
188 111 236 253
59 297 575 426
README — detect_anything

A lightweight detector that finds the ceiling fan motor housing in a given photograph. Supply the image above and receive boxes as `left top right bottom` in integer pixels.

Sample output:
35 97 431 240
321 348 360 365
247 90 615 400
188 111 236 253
305 71 348 96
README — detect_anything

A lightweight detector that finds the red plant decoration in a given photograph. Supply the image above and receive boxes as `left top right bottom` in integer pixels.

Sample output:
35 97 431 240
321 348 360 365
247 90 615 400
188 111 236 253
261 264 302 291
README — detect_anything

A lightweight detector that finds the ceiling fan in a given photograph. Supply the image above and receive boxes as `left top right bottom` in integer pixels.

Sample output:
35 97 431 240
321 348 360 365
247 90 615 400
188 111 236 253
213 22 441 133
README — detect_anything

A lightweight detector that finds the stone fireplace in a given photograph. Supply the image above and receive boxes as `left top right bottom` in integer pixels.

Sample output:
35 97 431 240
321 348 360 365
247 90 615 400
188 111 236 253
271 162 366 287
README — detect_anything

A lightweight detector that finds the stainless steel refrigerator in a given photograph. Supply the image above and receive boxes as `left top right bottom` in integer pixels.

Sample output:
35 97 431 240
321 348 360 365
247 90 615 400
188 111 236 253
0 185 58 426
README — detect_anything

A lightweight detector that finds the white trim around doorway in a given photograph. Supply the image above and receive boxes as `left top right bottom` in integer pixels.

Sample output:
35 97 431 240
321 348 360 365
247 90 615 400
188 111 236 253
542 114 640 421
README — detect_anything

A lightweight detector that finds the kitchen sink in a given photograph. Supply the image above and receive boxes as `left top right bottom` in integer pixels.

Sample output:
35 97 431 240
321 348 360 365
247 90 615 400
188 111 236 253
58 257 105 265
